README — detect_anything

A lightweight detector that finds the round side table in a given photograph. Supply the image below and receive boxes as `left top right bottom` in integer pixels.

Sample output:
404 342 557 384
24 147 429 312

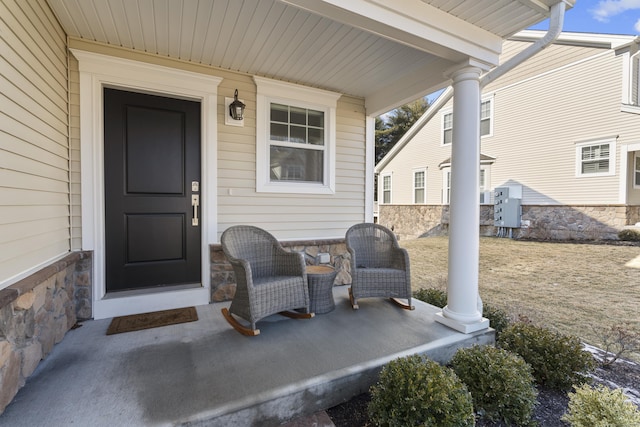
306 265 337 314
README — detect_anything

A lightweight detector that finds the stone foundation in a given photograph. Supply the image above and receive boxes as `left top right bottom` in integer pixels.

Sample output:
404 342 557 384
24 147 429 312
379 204 640 241
0 251 92 413
210 239 351 302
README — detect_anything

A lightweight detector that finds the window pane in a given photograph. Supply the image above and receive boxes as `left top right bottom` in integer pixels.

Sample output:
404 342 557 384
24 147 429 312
290 106 306 125
481 101 490 119
270 146 323 182
444 113 452 128
415 188 424 204
581 144 610 174
308 110 324 127
383 175 391 190
270 123 288 141
308 128 324 145
480 119 490 136
271 103 288 123
444 129 452 144
290 125 306 143
414 171 424 187
383 190 391 204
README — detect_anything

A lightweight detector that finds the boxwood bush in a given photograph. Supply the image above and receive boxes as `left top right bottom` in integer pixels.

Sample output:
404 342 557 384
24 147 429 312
451 345 537 425
368 354 475 427
498 322 596 390
482 303 510 338
618 228 640 241
413 288 447 308
562 383 640 426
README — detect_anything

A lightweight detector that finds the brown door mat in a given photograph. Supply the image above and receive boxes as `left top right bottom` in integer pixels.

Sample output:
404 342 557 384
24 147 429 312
106 307 198 335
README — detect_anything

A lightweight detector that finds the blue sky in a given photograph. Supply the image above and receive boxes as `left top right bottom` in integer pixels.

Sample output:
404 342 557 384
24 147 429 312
529 0 640 35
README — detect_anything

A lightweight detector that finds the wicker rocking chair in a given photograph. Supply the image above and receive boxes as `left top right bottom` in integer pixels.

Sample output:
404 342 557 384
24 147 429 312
220 225 313 336
345 223 414 310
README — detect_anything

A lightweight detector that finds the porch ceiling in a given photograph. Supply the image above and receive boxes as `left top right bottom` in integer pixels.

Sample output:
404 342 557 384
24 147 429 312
47 0 569 116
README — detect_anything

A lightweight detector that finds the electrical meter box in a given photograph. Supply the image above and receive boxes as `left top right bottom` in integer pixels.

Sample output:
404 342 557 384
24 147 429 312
494 186 522 227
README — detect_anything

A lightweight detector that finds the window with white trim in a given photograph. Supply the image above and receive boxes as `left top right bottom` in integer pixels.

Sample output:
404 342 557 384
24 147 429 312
635 152 640 188
442 169 451 204
381 173 392 204
442 112 453 145
413 168 426 204
255 76 340 194
576 138 616 177
441 97 493 145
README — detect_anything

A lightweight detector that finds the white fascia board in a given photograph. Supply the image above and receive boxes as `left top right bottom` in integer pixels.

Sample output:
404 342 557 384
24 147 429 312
283 0 502 65
513 30 637 50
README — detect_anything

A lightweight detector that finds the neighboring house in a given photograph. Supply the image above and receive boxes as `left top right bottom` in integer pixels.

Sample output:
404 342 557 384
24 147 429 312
0 0 567 412
376 30 640 241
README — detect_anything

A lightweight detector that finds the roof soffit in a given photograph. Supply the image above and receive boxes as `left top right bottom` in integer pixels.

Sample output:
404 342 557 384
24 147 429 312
282 0 503 66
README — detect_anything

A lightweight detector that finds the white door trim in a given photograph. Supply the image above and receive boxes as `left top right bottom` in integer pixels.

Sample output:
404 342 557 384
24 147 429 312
73 50 222 319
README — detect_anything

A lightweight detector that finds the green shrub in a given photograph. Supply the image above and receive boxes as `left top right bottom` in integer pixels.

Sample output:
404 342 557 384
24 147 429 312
482 304 510 338
413 288 447 308
562 383 640 427
618 228 640 241
368 354 474 427
498 322 596 390
451 345 537 425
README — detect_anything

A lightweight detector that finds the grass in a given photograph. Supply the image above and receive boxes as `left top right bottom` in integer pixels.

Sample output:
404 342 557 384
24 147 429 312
401 236 640 361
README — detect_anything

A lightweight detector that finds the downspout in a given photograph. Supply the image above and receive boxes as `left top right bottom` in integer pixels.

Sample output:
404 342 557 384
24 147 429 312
438 1 567 105
375 1 567 173
480 1 567 88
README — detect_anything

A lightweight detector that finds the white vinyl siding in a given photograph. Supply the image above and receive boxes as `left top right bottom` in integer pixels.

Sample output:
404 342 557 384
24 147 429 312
378 37 635 206
1 0 70 289
413 168 426 204
218 87 366 239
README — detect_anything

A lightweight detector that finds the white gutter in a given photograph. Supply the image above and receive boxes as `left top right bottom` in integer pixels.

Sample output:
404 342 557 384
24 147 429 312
375 0 568 173
481 1 568 88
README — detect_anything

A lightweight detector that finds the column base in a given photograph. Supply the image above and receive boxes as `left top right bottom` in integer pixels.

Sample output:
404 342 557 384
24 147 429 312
435 312 490 334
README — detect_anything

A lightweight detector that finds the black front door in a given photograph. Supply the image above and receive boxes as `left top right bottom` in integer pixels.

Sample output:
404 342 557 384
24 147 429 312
104 88 201 292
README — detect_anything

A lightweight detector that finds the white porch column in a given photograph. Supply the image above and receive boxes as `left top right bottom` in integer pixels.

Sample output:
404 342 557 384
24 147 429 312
435 65 490 334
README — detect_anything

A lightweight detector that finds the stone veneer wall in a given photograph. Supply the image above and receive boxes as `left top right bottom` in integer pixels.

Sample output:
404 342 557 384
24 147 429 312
0 251 92 413
379 204 640 241
210 239 351 302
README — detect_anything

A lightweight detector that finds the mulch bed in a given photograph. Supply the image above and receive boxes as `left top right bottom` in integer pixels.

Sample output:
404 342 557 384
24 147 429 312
327 355 640 427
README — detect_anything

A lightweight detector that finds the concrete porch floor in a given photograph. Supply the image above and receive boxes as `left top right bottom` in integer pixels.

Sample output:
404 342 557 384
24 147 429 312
0 286 494 427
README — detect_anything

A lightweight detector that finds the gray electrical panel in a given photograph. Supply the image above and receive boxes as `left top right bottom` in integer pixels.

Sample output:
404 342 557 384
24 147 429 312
494 186 521 228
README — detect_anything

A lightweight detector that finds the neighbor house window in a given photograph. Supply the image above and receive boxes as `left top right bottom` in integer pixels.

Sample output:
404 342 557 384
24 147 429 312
635 153 640 187
255 76 341 194
576 138 616 177
442 169 451 204
479 168 488 203
441 97 493 145
381 173 392 204
480 99 493 137
442 112 453 145
413 168 426 204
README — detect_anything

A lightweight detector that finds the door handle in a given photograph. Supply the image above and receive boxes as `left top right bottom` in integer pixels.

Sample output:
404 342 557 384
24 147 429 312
192 195 199 226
